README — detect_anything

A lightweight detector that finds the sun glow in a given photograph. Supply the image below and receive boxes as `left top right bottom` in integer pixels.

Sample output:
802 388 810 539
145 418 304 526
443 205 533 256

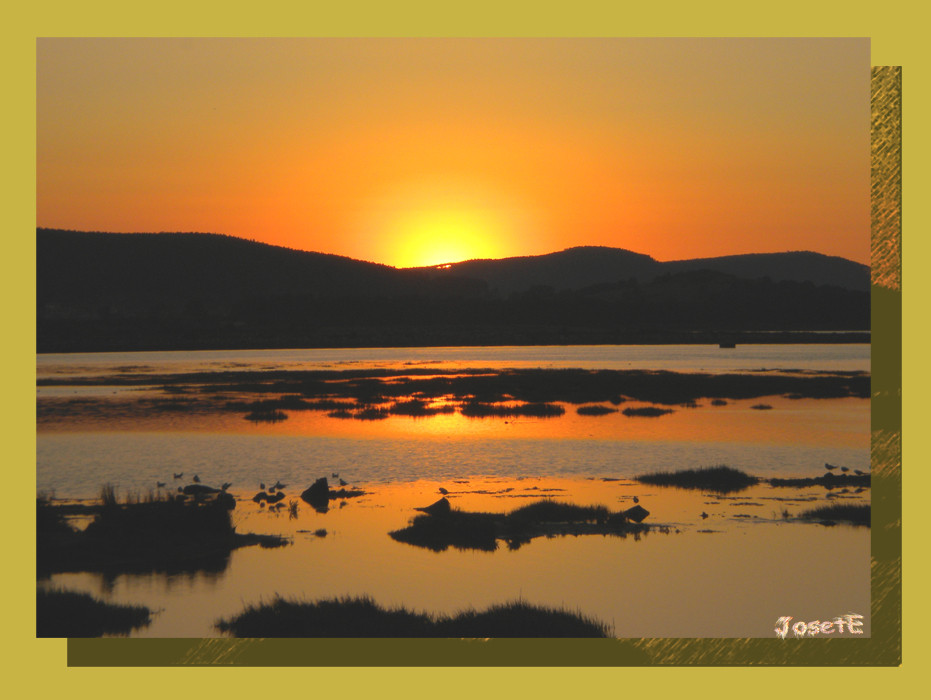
391 208 508 269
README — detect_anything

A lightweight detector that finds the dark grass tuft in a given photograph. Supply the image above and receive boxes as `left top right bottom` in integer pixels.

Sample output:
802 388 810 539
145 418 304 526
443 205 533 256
635 465 759 494
245 409 288 422
768 473 870 488
797 503 870 526
37 588 152 637
622 406 674 418
215 595 610 638
390 499 643 552
460 401 565 418
576 404 618 416
38 488 288 576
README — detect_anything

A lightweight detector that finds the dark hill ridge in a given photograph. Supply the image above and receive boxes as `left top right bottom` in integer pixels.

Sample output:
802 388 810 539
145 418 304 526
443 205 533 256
36 229 870 352
416 246 869 295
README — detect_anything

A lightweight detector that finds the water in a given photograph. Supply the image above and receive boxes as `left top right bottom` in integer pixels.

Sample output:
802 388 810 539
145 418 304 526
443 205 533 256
37 343 870 378
36 344 871 638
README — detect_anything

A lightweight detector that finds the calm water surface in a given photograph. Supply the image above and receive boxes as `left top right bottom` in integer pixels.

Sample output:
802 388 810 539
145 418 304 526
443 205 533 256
36 345 871 638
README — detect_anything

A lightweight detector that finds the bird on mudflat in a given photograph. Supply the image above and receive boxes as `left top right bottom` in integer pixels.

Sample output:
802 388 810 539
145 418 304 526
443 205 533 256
840 467 849 473
156 481 166 488
339 479 348 487
633 496 640 504
173 472 184 479
193 474 201 483
260 483 266 490
824 463 837 471
272 481 286 490
854 470 866 476
438 487 448 495
331 472 340 479
701 512 709 519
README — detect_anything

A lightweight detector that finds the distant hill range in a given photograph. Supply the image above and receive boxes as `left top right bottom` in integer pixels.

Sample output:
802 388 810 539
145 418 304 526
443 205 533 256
37 229 870 352
413 245 869 296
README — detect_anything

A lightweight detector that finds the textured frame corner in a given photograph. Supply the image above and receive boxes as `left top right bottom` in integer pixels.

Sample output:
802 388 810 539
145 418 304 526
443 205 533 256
66 66 903 669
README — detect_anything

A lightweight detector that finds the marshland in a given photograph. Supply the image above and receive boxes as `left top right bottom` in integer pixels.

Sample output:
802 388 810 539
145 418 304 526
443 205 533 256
36 344 871 638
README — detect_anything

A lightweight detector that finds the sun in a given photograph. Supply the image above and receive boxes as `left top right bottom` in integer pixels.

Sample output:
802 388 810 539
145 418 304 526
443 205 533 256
391 208 506 268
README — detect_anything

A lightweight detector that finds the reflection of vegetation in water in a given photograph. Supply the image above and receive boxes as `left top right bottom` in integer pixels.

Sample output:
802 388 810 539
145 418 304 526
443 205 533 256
37 588 152 637
635 465 760 494
389 499 649 552
797 504 870 527
215 595 611 638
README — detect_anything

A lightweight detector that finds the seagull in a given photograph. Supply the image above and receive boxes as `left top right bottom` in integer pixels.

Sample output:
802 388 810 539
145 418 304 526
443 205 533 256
824 463 837 471
193 474 201 483
173 472 183 479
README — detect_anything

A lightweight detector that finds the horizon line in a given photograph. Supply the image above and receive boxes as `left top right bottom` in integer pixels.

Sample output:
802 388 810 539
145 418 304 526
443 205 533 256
36 226 870 269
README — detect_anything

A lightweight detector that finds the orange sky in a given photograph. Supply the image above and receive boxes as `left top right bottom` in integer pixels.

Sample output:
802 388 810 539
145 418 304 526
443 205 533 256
36 38 870 268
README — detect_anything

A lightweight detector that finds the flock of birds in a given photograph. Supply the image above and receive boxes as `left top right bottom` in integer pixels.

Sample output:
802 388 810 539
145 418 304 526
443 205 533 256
155 471 350 494
825 463 868 476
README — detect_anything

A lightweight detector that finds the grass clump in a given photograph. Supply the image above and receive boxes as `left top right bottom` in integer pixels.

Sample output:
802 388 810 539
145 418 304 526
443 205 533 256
390 498 645 553
37 485 288 577
37 588 152 637
215 595 610 638
622 406 674 418
635 465 759 494
797 504 870 527
576 404 618 416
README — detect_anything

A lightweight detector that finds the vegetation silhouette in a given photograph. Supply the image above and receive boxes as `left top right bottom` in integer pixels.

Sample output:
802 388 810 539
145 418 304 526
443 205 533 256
635 465 760 494
40 368 870 428
37 588 152 637
37 487 288 577
389 499 650 552
215 595 611 638
797 503 870 527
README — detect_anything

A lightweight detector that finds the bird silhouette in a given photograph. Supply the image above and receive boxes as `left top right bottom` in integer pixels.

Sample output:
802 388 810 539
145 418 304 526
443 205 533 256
633 496 639 504
272 481 286 490
840 467 849 473
156 481 166 488
854 470 866 476
173 472 183 479
331 472 340 479
438 487 448 495
260 483 266 490
193 474 201 483
701 512 709 519
338 478 348 487
221 482 232 491
824 463 837 471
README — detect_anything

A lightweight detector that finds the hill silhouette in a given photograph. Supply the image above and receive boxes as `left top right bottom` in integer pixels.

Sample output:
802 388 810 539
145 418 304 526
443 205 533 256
414 246 868 295
37 229 869 352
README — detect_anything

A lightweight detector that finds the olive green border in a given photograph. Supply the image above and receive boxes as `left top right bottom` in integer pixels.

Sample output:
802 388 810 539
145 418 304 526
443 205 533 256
66 65 902 669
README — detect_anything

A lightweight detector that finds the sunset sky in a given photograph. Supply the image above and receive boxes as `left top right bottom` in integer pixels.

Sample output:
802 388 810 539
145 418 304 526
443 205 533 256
36 38 870 268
